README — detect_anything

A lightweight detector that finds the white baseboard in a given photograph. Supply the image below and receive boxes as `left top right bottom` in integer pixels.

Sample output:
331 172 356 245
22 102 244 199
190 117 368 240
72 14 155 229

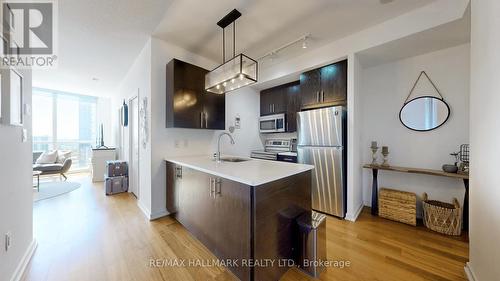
137 200 151 220
137 200 169 221
150 209 169 220
345 203 364 222
464 262 477 281
10 239 37 281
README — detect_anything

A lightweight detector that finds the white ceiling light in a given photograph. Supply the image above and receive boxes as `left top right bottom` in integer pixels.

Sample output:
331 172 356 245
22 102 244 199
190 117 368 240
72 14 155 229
205 9 258 95
257 34 311 62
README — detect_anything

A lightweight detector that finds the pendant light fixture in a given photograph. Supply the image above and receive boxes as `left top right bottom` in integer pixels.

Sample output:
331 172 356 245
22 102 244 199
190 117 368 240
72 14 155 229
205 9 258 94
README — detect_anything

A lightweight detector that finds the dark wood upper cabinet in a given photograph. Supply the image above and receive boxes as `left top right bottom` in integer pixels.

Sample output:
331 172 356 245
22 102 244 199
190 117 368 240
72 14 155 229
260 81 300 132
166 59 225 130
260 86 286 116
299 68 321 107
321 60 347 104
300 60 347 109
286 82 301 132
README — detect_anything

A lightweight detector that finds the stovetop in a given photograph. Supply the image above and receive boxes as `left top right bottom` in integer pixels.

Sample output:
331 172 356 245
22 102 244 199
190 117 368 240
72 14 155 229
251 139 297 161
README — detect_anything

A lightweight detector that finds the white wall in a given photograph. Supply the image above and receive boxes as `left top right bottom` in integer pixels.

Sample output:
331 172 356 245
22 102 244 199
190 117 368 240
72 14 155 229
219 87 263 157
359 44 470 216
468 0 500 280
114 40 153 215
345 54 364 221
0 68 34 281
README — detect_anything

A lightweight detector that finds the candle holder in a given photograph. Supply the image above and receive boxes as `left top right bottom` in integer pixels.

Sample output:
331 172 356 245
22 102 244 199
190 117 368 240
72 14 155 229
381 151 390 167
370 147 379 166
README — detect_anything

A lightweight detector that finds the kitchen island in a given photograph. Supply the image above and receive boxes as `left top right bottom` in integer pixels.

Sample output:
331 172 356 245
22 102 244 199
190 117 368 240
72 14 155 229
165 156 314 281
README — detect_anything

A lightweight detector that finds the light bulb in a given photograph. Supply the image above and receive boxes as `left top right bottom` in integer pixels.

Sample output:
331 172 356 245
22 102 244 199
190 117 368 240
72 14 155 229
302 39 308 49
231 78 235 83
223 82 227 87
239 74 244 80
216 84 220 89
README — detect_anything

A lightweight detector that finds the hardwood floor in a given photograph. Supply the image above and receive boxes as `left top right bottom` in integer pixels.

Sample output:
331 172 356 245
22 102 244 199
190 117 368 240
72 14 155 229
22 174 469 281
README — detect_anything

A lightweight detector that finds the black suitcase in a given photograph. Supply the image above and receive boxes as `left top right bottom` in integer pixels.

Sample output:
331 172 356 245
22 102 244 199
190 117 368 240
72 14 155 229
105 160 128 177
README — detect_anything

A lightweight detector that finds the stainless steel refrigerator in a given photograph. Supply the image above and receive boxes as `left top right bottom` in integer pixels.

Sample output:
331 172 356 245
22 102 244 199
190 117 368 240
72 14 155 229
297 106 347 218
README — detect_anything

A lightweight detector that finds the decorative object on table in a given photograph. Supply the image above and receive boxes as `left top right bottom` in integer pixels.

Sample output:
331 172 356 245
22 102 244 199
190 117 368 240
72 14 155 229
381 146 389 167
378 188 417 226
370 141 379 165
121 100 128 127
399 71 450 132
442 152 459 173
96 123 108 149
442 164 458 173
458 144 469 174
140 97 148 149
422 193 462 236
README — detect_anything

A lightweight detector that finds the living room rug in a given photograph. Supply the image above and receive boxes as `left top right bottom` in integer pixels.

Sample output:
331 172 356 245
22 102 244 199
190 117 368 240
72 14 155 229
33 182 81 202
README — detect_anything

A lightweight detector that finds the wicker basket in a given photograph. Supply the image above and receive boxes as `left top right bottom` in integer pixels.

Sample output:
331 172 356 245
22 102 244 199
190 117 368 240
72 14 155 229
379 188 417 226
422 193 462 236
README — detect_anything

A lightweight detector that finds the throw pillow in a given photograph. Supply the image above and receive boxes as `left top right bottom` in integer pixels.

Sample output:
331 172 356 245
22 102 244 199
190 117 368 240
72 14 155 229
36 151 58 164
56 151 72 164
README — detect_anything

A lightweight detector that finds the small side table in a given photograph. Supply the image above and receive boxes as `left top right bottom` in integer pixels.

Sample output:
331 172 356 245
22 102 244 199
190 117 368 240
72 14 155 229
363 164 469 232
33 171 42 192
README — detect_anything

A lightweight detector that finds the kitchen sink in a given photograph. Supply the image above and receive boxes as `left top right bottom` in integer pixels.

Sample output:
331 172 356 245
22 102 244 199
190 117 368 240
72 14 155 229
219 157 250 163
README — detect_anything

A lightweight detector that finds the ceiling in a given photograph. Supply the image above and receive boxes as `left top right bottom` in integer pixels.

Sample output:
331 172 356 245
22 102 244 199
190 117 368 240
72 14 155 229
32 0 174 96
357 6 470 68
33 0 439 97
154 0 437 66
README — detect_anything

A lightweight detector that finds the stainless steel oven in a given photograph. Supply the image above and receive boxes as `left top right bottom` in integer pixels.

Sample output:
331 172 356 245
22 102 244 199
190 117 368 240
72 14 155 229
259 113 286 133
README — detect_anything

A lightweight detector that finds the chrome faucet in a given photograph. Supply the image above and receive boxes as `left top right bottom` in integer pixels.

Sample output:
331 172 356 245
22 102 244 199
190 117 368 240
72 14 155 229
216 132 235 163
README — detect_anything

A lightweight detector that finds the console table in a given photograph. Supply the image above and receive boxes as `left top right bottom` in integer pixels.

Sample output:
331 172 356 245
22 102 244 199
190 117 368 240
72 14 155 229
363 164 469 231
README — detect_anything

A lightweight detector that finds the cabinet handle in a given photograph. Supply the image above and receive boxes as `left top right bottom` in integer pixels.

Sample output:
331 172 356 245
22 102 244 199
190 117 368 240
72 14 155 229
200 112 204 128
209 178 214 198
175 166 182 178
204 112 208 128
273 104 275 112
321 91 325 102
214 178 221 197
317 91 320 103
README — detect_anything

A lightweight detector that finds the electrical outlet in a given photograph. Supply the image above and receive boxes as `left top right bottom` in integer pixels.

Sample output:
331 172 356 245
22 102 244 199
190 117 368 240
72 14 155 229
5 232 11 251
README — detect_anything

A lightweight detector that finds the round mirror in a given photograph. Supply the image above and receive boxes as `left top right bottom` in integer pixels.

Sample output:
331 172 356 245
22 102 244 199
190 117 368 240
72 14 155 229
399 96 450 131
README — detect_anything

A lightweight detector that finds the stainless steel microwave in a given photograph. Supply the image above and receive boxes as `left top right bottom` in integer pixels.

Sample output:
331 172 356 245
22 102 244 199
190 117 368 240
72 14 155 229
259 113 286 133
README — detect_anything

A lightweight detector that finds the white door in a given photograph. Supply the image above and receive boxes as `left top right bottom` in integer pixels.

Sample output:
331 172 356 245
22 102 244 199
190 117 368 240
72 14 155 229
129 96 140 198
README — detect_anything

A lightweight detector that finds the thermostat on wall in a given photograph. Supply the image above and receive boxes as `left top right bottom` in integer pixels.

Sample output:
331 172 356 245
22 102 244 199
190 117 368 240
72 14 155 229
235 114 241 129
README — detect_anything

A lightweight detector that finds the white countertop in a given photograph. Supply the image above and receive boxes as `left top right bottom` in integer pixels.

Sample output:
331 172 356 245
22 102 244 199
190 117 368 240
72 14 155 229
165 155 314 186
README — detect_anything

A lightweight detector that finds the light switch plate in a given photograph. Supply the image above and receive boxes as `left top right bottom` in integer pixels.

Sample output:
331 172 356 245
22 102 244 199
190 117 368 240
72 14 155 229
5 232 11 251
23 104 32 116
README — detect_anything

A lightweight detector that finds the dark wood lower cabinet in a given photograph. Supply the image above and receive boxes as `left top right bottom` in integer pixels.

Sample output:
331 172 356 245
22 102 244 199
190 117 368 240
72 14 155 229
165 161 311 281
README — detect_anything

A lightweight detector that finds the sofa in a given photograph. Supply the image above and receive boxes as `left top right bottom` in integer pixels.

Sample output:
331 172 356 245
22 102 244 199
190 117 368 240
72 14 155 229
33 151 73 180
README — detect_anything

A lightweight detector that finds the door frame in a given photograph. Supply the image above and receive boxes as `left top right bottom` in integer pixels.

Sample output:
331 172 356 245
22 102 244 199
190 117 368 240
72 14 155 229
128 93 140 199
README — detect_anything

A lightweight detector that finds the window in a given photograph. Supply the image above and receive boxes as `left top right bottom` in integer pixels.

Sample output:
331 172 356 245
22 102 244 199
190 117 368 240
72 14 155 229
32 89 97 170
